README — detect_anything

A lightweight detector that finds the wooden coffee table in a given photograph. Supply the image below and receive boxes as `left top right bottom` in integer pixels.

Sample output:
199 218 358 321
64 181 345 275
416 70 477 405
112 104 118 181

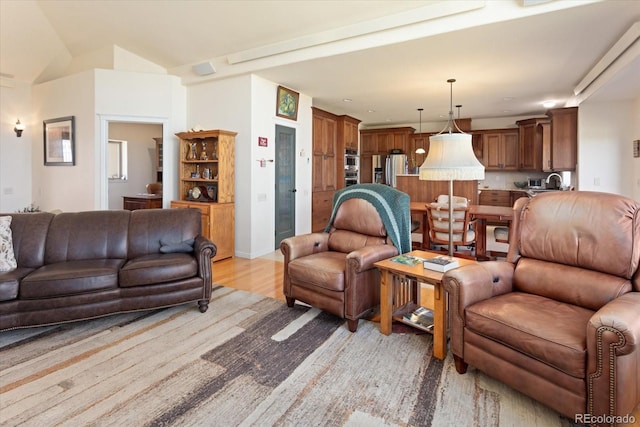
374 250 476 360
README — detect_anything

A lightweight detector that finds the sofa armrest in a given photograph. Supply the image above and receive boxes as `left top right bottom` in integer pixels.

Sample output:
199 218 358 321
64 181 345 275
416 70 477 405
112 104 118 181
443 261 515 358
194 235 217 300
586 292 640 419
346 244 399 273
280 233 329 263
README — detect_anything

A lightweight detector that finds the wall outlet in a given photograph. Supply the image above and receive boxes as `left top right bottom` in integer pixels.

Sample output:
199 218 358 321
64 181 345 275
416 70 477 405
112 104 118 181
593 177 600 186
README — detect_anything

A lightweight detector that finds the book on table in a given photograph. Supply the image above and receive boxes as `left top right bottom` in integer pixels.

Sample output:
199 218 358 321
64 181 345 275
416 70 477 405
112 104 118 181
401 306 434 331
423 255 460 272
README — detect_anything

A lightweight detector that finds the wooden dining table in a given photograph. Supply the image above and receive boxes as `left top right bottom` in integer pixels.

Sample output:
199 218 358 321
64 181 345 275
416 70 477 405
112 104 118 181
410 201 514 260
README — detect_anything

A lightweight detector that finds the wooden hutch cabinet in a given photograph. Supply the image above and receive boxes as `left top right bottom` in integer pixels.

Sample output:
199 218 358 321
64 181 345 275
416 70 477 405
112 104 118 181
170 129 236 262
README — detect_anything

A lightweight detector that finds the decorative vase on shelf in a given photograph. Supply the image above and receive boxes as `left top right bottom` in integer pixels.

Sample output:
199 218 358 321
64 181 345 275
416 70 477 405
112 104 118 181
188 142 197 160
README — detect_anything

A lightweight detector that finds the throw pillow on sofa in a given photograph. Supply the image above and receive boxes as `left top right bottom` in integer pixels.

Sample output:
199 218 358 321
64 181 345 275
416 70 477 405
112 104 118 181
0 216 17 272
160 238 195 254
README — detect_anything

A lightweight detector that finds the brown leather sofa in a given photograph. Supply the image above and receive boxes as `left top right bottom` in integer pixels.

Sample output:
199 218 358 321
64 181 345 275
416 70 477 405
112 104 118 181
281 198 400 332
444 191 640 425
0 208 216 331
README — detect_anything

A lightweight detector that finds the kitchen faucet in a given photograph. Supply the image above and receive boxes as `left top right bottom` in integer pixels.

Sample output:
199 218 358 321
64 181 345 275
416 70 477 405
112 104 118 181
546 173 564 189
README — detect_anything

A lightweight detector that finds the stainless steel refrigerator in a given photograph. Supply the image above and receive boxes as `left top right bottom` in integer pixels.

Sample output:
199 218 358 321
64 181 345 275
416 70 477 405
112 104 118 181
385 154 407 187
372 155 384 184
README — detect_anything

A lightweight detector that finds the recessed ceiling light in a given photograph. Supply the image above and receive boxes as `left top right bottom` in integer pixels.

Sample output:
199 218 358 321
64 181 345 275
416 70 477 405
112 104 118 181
542 101 556 108
368 109 376 113
343 98 353 102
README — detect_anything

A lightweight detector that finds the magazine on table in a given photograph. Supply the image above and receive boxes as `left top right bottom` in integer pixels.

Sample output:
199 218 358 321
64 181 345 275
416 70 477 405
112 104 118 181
402 306 434 331
423 255 459 272
390 254 423 266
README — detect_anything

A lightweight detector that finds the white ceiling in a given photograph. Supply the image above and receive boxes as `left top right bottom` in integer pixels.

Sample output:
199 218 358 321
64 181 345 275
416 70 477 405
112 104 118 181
1 0 639 127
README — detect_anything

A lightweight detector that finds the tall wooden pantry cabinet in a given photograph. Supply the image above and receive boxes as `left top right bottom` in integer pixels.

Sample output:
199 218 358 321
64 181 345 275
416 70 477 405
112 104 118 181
171 129 236 262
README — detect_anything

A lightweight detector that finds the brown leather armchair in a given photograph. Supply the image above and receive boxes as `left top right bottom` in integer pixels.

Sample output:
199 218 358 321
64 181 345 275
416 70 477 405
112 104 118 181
444 191 640 424
280 198 400 332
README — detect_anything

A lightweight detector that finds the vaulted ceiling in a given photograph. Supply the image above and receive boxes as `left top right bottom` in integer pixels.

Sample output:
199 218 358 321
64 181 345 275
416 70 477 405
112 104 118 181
1 0 638 127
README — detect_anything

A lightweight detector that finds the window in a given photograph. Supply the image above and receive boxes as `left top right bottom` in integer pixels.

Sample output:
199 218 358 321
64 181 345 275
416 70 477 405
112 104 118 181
108 139 128 180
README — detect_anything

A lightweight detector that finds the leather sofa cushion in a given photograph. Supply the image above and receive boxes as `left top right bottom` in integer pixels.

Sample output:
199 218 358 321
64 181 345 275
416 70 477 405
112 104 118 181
288 251 346 292
518 191 639 280
333 199 386 237
328 230 387 254
128 209 201 259
119 253 197 287
0 268 34 301
20 259 125 299
514 258 631 311
5 212 54 268
45 211 130 264
466 292 593 379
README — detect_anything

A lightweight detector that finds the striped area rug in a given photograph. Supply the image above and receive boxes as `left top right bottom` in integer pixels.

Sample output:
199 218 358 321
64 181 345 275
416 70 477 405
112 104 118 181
1 286 574 426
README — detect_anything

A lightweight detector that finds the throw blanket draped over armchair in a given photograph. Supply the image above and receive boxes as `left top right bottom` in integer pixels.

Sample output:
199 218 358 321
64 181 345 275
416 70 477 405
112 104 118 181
325 183 412 254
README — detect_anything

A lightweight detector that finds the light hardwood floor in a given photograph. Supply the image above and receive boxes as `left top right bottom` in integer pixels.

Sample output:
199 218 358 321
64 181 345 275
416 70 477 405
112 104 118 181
213 254 285 301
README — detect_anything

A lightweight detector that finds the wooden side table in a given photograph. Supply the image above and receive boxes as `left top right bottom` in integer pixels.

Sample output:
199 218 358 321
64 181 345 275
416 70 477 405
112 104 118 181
374 250 476 360
123 194 163 210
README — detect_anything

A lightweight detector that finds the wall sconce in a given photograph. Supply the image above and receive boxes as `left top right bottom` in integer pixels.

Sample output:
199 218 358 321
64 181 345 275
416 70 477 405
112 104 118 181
14 119 25 137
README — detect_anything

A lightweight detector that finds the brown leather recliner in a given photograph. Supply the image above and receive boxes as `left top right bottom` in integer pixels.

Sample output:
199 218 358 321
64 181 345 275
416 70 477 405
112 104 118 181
444 191 640 424
280 198 399 332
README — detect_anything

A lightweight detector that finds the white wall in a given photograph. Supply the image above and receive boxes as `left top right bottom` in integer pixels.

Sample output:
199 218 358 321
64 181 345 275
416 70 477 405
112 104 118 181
0 80 32 213
28 69 184 213
32 70 96 212
632 96 640 202
578 99 636 198
187 74 312 259
95 69 185 208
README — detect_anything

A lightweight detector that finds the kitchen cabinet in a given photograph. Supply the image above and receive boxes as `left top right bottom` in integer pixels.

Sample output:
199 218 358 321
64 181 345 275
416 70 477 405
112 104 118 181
311 108 362 231
545 107 577 171
311 108 338 232
481 130 519 170
360 127 415 156
517 117 549 171
338 115 360 151
311 107 338 193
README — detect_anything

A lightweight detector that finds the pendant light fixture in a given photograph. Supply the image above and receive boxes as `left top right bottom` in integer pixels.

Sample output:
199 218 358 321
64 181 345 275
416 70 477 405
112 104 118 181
419 78 485 257
415 108 426 154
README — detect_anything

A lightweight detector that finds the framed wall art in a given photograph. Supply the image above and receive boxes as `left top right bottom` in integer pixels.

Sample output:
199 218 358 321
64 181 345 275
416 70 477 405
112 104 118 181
44 116 75 166
276 85 299 121
634 139 639 158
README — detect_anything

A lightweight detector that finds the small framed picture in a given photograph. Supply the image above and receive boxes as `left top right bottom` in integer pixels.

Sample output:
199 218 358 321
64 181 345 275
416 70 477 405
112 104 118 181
44 116 75 166
276 85 299 121
634 140 640 158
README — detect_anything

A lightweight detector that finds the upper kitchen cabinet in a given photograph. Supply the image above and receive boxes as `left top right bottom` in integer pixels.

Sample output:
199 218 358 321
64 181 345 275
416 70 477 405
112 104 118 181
338 115 361 151
545 107 577 171
481 129 519 171
360 127 415 156
516 117 550 171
